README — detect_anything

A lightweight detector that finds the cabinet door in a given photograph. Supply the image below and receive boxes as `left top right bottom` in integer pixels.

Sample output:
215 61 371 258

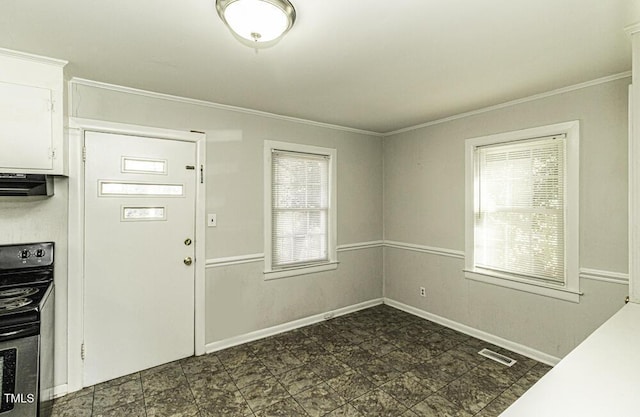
0 81 53 170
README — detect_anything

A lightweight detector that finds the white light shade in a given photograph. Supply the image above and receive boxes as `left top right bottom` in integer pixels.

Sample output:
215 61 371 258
216 0 296 44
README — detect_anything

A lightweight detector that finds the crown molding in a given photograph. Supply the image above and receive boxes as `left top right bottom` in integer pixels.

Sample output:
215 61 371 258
70 70 632 139
384 71 632 137
0 47 67 67
69 77 384 137
625 22 640 35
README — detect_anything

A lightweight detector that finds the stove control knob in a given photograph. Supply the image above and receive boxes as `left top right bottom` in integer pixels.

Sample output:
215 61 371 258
35 249 45 257
19 249 30 259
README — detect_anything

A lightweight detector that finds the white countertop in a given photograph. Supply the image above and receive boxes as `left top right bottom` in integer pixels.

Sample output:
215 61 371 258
501 302 640 416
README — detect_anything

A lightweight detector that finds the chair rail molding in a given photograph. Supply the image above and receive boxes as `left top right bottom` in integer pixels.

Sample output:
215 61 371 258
205 240 385 269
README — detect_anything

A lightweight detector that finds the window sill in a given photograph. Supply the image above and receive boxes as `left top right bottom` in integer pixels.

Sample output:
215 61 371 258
464 269 581 303
264 261 338 281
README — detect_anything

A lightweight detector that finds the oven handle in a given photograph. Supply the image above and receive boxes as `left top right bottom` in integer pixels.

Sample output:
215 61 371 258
0 330 22 337
0 324 38 342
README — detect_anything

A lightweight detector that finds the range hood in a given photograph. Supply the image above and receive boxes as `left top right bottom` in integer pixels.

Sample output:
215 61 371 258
0 173 54 197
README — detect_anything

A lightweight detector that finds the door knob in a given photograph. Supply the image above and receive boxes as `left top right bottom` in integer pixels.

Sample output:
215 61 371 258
183 257 193 266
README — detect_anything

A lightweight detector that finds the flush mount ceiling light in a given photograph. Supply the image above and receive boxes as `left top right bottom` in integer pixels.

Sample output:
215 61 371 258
216 0 296 47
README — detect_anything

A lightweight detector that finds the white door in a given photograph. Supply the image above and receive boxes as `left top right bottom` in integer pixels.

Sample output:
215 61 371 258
83 131 197 386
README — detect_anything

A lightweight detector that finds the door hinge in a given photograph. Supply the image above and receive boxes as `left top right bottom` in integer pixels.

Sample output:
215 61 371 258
82 146 87 162
49 148 56 159
200 165 204 184
81 343 86 360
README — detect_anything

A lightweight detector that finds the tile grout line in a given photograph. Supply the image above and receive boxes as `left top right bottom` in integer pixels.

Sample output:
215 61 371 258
140 372 148 417
257 337 334 417
177 362 198 417
54 305 549 417
90 386 96 417
271 355 314 417
219 352 258 417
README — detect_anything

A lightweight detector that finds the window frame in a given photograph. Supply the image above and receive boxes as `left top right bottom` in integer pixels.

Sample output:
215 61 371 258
464 121 580 303
264 140 338 280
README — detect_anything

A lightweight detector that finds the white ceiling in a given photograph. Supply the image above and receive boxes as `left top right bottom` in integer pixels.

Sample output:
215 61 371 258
1 0 638 133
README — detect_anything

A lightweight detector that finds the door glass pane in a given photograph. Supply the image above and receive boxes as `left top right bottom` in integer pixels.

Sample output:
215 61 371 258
122 157 167 174
99 181 184 197
122 207 166 221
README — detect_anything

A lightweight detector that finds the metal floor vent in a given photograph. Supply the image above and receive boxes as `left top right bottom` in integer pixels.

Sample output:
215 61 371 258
478 348 517 367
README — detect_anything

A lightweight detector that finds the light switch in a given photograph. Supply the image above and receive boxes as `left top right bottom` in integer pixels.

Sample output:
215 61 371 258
207 213 217 227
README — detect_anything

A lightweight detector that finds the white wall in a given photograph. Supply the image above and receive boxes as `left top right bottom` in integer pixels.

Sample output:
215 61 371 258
69 82 384 348
383 77 630 359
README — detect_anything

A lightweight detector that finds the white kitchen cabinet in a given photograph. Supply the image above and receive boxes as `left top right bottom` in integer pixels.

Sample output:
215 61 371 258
0 48 67 174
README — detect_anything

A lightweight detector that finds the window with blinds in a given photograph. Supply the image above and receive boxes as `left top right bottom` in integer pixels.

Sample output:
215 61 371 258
271 150 330 268
474 135 566 283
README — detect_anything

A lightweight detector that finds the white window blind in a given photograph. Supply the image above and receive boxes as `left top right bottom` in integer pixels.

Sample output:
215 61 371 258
474 135 565 283
271 150 329 268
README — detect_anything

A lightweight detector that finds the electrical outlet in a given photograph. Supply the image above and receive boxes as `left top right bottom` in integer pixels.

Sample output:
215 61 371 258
420 287 426 297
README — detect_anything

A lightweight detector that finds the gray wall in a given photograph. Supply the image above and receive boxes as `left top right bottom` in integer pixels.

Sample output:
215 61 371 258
383 77 630 358
7 75 628 389
70 83 384 347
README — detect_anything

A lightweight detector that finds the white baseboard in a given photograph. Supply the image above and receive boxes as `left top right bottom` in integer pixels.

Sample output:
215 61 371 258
383 298 561 366
205 298 384 353
52 384 69 399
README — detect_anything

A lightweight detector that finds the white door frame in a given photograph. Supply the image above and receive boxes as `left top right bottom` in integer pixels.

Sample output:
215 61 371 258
67 117 206 393
629 24 640 303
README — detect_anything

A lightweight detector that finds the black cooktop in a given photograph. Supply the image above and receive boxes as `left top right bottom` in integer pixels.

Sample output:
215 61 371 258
0 242 54 327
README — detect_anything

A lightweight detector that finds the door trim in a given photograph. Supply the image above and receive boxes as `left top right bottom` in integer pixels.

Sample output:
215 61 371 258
67 117 206 393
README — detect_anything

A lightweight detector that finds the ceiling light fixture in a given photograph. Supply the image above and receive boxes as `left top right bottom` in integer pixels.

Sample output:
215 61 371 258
216 0 296 48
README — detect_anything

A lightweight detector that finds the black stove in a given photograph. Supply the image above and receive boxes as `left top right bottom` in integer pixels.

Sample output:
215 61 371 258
0 242 54 417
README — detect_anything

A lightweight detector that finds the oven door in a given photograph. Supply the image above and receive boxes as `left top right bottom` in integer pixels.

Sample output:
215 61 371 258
0 327 39 416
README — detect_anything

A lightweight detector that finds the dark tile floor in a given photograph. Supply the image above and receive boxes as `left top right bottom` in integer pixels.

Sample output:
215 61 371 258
51 304 551 417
